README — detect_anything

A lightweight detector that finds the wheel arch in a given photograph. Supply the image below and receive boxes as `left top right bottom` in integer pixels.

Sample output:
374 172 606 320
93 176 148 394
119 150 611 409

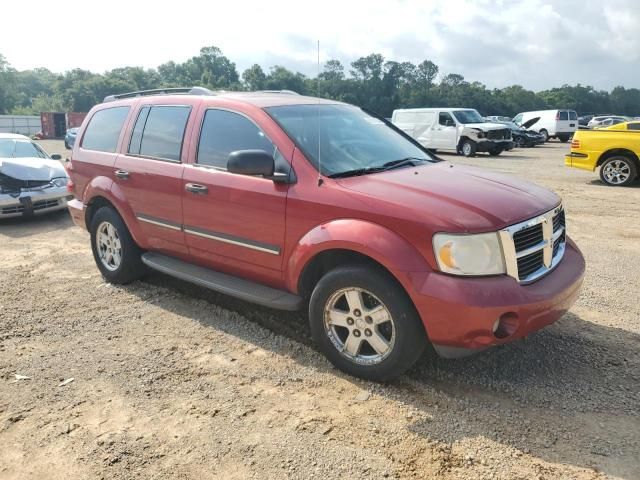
83 179 147 248
597 148 640 169
286 219 433 301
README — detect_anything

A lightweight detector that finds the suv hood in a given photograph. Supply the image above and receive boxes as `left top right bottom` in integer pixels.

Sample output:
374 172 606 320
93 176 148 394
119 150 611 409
0 157 67 181
336 162 559 232
463 122 509 131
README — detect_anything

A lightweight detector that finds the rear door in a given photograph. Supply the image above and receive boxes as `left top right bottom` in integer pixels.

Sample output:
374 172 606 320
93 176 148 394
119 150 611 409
557 110 576 133
182 107 291 275
113 102 195 255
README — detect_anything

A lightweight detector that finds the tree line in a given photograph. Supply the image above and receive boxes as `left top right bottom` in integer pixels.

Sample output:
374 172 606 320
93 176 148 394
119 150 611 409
1 46 639 118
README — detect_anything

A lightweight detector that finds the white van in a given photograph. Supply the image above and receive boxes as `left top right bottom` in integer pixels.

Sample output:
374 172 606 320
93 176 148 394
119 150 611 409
391 108 514 157
512 110 577 142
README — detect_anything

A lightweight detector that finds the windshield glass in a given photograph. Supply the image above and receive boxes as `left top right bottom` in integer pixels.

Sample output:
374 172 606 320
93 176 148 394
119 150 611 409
0 139 48 159
452 110 484 124
265 104 432 176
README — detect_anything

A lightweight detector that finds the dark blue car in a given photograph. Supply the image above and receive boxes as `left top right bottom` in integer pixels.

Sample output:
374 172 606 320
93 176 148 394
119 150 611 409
64 127 78 149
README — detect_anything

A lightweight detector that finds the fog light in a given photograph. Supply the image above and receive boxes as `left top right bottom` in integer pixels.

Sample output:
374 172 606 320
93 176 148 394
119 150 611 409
493 312 519 339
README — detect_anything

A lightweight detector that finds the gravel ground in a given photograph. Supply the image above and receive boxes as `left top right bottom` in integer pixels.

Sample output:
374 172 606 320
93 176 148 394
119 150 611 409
1 140 638 479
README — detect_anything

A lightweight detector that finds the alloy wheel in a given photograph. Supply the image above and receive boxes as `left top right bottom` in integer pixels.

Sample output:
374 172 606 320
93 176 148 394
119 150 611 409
602 159 632 185
323 287 395 365
96 221 122 271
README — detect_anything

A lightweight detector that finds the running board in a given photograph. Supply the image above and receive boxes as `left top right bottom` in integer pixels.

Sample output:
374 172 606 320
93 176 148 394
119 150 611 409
141 252 303 311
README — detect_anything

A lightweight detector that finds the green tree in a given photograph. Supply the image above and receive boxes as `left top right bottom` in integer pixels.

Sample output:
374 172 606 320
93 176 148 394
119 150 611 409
242 64 267 90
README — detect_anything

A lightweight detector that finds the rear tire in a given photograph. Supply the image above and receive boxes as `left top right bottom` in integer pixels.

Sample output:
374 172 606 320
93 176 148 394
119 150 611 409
309 265 427 381
599 156 638 186
558 134 570 143
90 206 145 284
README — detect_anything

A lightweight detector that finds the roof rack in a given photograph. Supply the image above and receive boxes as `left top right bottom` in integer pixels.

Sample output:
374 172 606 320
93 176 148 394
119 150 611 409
103 86 216 103
255 90 300 95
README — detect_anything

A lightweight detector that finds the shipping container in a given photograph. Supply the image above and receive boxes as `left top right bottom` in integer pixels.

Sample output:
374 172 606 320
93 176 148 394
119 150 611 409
66 112 87 128
0 115 42 136
40 112 67 138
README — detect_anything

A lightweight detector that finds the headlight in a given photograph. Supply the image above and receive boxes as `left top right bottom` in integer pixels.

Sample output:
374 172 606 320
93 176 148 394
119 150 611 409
476 131 485 139
51 177 68 188
433 232 505 276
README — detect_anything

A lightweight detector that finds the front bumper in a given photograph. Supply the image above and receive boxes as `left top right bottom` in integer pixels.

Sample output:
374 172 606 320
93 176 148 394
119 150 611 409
476 140 514 152
408 239 585 358
0 187 72 219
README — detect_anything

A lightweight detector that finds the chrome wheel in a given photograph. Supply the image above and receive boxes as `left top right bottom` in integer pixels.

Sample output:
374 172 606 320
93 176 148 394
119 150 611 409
602 159 632 185
462 142 472 156
96 221 122 271
323 287 395 365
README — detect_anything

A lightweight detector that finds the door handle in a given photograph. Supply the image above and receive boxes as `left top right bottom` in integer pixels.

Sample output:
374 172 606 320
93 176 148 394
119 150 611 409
185 183 208 194
114 169 130 179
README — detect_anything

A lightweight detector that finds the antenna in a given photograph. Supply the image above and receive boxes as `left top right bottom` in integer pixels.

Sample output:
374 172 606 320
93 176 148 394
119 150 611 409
317 40 323 187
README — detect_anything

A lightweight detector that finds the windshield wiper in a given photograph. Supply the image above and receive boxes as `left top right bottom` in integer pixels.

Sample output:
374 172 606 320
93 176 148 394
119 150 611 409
328 157 427 179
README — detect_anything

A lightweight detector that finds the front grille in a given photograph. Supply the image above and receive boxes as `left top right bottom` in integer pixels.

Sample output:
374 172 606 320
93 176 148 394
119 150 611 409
0 173 50 194
513 224 543 251
1 199 60 215
486 128 511 140
500 205 567 283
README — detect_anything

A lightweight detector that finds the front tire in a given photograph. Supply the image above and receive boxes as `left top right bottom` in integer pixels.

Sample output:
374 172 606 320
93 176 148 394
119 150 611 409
460 139 477 157
488 147 503 156
90 206 145 284
539 129 549 142
599 156 638 186
309 265 427 381
64 141 70 150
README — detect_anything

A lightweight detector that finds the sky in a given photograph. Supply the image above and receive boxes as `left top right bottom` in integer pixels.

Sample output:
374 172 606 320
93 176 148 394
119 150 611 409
1 0 638 91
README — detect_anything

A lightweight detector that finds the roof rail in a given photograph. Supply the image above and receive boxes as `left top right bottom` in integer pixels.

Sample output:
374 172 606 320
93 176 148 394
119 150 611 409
103 86 216 103
256 90 300 95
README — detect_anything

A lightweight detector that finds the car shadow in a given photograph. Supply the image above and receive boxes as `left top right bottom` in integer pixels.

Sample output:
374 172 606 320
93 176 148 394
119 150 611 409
588 179 640 189
126 271 639 479
0 209 74 238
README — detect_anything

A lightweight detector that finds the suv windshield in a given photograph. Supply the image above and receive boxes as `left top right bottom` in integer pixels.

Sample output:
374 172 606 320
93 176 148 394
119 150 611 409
266 104 432 177
452 110 484 124
0 139 48 159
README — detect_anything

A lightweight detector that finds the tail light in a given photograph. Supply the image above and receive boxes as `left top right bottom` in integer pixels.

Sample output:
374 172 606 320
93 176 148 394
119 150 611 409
571 139 580 149
555 112 560 120
64 160 75 194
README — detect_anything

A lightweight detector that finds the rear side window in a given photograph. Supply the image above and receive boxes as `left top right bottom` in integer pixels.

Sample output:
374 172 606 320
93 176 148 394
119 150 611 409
128 105 190 161
197 109 274 169
558 111 569 120
82 107 130 152
569 111 577 120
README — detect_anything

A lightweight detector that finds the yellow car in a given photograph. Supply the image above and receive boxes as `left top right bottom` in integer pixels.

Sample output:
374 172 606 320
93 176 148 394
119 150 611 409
565 121 640 186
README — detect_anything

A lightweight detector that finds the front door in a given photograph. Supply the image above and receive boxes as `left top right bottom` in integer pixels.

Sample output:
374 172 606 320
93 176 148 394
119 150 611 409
113 103 193 255
182 108 291 276
432 112 458 149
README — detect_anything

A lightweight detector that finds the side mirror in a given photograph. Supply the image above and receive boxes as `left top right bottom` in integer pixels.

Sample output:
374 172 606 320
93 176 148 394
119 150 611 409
51 154 62 160
227 150 290 183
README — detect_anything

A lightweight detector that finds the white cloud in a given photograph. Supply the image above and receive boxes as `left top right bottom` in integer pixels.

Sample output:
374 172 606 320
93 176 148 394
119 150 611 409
1 0 638 90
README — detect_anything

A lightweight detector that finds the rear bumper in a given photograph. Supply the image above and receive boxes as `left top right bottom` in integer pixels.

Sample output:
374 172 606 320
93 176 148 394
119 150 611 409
408 239 585 358
476 140 514 152
565 151 597 171
0 188 72 219
67 198 87 230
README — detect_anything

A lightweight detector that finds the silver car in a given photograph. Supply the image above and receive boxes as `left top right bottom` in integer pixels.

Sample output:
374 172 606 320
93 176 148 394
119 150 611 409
0 133 71 218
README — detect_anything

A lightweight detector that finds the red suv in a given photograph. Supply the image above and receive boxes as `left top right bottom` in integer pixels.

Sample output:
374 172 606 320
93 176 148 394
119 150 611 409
67 87 585 380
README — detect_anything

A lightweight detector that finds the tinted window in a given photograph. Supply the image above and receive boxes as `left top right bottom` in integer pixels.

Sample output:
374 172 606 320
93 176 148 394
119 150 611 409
439 112 454 126
569 111 577 120
627 123 640 131
559 111 569 120
0 140 47 158
82 107 129 152
129 106 190 161
198 109 274 168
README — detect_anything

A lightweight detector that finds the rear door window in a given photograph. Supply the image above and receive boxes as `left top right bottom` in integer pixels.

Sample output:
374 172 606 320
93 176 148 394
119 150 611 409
81 106 130 152
569 111 577 120
558 111 569 121
197 109 275 169
128 105 190 161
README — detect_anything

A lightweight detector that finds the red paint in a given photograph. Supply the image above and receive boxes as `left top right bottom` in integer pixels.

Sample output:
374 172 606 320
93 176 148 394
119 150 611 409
67 92 585 354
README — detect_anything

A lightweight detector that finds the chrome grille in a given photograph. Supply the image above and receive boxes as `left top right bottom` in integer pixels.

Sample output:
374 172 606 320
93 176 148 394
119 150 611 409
486 128 511 140
499 205 566 283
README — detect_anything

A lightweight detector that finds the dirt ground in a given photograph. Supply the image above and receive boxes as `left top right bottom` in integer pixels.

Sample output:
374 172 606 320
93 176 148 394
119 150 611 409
1 140 638 480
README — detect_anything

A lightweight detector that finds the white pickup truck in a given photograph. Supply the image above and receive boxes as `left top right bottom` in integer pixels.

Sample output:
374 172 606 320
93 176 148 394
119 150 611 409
392 108 514 156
